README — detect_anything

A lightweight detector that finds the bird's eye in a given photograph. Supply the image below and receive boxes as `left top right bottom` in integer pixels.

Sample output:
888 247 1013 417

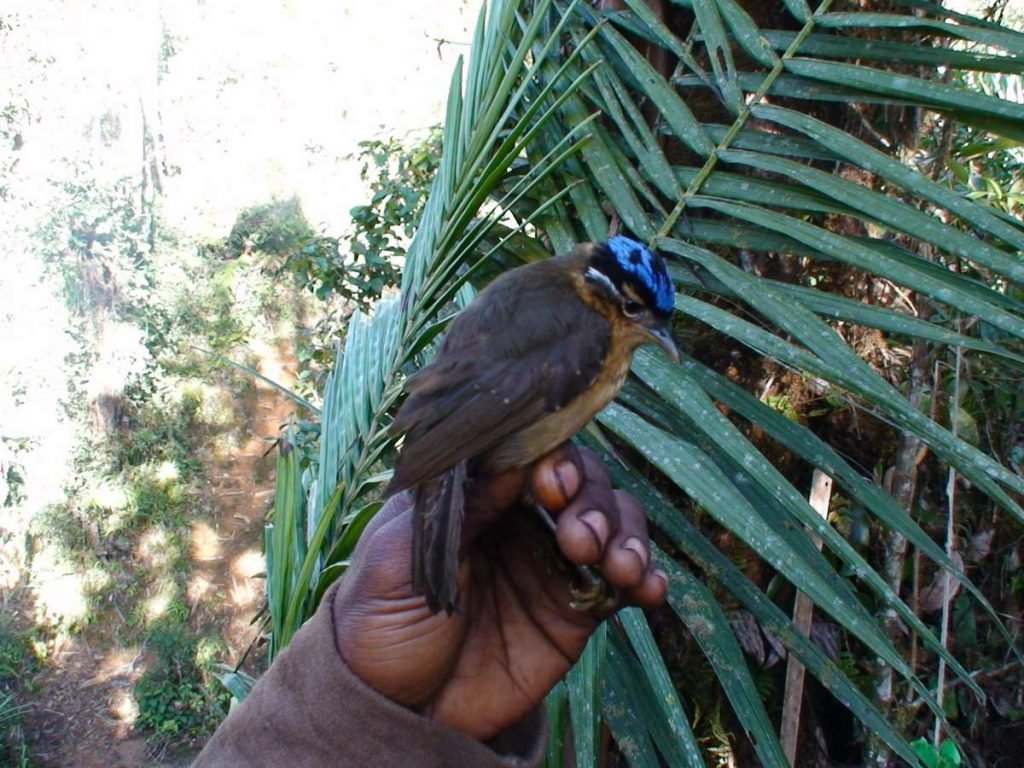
623 299 643 318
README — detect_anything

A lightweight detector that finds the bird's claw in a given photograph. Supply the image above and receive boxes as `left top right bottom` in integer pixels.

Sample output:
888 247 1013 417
532 502 616 612
568 563 617 612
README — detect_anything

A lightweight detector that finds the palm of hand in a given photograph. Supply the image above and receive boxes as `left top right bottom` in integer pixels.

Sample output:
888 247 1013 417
334 448 665 741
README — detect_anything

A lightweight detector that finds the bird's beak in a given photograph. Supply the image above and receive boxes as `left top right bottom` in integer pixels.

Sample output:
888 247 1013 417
646 325 679 363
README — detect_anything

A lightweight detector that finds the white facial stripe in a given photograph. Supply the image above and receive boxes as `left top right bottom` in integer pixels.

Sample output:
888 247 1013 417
585 266 620 298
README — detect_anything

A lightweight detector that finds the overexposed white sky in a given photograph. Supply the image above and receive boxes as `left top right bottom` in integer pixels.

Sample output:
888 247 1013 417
2 0 474 238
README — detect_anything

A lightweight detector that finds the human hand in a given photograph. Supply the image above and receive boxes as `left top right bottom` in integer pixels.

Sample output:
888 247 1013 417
333 445 667 741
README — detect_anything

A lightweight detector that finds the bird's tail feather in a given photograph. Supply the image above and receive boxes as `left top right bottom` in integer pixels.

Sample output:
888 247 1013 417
412 461 467 614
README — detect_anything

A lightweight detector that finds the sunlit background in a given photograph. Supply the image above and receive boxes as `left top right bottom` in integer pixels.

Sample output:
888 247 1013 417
0 2 471 763
1 0 471 599
2 0 1022 765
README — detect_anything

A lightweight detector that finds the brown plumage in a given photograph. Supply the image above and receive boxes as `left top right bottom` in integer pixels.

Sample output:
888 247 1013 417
387 239 677 613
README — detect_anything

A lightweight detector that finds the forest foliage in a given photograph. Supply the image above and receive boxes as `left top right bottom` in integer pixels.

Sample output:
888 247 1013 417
3 0 1024 765
261 1 1024 766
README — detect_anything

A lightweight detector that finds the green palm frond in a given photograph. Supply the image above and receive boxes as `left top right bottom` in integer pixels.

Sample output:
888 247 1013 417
265 0 604 652
268 0 1024 764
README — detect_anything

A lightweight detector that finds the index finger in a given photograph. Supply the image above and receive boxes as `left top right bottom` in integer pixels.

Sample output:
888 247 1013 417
529 443 586 512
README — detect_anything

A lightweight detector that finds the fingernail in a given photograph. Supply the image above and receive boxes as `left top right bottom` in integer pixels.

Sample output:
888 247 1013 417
621 537 648 569
653 569 668 589
578 510 609 546
554 459 577 499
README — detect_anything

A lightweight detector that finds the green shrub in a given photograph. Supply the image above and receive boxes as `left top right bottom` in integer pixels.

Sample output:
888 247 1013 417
134 623 228 739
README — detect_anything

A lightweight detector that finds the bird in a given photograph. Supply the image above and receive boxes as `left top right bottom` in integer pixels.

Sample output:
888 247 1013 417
387 235 678 614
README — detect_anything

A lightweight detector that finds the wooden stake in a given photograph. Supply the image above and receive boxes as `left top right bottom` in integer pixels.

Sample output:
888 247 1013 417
780 469 833 766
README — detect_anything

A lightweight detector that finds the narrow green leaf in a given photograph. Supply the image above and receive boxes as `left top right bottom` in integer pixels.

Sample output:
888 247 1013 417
675 215 818 256
285 480 344 635
675 165 852 215
581 433 924 766
588 63 681 198
558 89 656 238
858 236 1024 313
732 277 1024 363
815 12 1024 56
267 430 305 656
617 609 706 766
536 121 609 238
712 0 777 67
632 347 983 697
617 0 718 97
753 104 1024 251
601 645 663 767
675 355 1015 629
567 622 607 768
783 0 811 24
689 198 1024 338
717 148 1024 283
671 261 1014 354
461 0 558 165
324 501 381 568
605 625 702 767
661 556 790 768
763 30 1024 73
575 2 715 156
691 0 743 111
543 682 568 768
703 124 840 161
786 58 1024 123
599 404 919 683
592 121 671 216
694 70 927 108
668 288 1024 510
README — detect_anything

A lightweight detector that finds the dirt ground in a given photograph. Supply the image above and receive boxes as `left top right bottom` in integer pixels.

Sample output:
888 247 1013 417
22 351 295 767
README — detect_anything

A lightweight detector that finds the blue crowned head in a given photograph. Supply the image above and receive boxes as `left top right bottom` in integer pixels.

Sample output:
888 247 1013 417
589 235 675 319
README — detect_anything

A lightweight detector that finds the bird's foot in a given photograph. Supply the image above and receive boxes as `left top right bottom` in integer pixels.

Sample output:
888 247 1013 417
568 564 617 613
533 503 616 612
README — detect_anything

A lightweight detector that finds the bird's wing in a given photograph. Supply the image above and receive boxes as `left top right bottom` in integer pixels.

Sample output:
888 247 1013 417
389 269 609 491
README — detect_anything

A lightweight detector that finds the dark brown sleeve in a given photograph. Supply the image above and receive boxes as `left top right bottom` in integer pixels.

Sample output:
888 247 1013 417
192 582 546 768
